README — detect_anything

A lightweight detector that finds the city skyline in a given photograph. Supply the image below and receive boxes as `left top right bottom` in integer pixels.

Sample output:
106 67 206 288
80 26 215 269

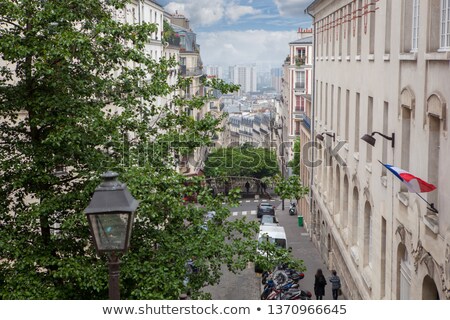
159 0 312 68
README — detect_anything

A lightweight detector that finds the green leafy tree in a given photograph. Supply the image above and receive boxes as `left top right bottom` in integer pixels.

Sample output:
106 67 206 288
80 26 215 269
273 175 309 210
288 137 300 176
204 146 279 180
0 0 266 300
255 239 305 273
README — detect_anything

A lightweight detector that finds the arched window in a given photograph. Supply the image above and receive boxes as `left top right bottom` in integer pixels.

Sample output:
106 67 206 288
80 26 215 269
364 201 373 267
426 93 446 212
400 87 415 191
352 187 359 246
422 275 440 300
335 165 341 220
342 175 349 231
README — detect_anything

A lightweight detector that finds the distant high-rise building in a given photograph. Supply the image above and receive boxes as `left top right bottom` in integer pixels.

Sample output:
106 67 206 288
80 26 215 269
229 65 257 94
204 65 223 79
270 68 283 93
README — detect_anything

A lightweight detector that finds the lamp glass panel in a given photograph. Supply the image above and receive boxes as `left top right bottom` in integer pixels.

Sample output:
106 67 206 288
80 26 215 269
88 213 130 251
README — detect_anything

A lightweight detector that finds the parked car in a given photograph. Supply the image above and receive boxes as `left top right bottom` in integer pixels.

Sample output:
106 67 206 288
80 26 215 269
260 214 278 226
257 202 275 218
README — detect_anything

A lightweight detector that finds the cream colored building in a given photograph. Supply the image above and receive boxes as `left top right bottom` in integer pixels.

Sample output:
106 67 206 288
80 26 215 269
306 0 450 299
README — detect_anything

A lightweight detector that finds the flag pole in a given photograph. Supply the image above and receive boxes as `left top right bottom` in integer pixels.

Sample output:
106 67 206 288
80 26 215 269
377 160 439 214
413 192 439 214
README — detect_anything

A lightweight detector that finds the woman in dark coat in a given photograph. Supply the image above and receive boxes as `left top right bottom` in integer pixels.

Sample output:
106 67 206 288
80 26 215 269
314 268 327 300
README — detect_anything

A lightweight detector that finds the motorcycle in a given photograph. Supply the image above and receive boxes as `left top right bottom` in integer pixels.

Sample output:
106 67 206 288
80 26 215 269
289 203 297 216
265 285 312 300
261 265 308 300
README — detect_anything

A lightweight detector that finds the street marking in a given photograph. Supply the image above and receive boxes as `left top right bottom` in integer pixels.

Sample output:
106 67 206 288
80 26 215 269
270 199 275 202
232 212 238 216
253 200 259 202
242 211 247 215
239 201 242 203
301 233 309 236
245 200 250 203
250 210 256 215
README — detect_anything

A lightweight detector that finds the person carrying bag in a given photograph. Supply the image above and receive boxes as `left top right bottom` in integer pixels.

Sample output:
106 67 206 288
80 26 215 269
329 270 342 300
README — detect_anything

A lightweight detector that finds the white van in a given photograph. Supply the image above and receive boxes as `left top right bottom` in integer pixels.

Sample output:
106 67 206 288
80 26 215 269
255 225 288 272
257 225 288 249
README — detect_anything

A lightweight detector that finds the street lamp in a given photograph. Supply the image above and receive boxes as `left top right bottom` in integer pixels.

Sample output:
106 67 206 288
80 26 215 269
315 132 335 142
361 131 395 148
84 171 139 300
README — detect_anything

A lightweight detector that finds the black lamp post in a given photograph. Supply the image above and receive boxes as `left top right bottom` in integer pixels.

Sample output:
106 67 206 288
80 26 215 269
84 171 139 300
361 131 395 148
316 132 335 142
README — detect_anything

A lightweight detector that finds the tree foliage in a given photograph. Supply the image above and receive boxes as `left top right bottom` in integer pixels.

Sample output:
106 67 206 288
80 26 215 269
0 0 268 300
203 146 279 180
273 175 309 202
288 137 300 176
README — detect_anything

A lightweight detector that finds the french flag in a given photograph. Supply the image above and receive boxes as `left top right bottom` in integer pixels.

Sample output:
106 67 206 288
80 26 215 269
381 162 436 193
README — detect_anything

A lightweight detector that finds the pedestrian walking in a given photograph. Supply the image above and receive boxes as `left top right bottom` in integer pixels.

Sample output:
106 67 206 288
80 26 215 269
314 268 327 300
261 182 267 194
329 270 341 300
245 181 250 194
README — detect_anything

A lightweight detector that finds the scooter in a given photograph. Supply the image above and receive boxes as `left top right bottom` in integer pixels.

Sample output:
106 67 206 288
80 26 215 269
289 203 297 216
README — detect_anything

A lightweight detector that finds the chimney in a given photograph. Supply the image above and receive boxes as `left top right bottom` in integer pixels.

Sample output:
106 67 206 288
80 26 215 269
297 27 313 39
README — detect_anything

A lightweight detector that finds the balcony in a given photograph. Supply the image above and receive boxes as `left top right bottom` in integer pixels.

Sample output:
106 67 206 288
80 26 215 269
294 56 307 67
179 66 203 77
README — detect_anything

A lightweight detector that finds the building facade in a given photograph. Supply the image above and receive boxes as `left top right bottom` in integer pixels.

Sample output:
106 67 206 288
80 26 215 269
281 28 313 166
306 0 450 299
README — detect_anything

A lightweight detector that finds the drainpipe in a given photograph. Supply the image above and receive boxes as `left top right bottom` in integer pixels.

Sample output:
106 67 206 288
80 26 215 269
305 7 316 240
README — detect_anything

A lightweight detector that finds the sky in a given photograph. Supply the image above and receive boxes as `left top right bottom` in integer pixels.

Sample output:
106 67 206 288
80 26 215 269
158 0 312 70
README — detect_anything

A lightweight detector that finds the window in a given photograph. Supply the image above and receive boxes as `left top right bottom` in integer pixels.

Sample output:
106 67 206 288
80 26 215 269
330 85 334 130
412 0 420 52
382 102 389 177
440 0 450 49
295 71 305 90
366 97 373 163
345 89 350 140
352 187 359 246
385 0 392 54
402 0 414 53
325 83 328 126
354 93 360 153
364 201 373 268
342 175 349 231
357 0 362 56
369 1 376 54
426 93 445 217
339 8 343 56
337 87 342 136
347 4 352 56
332 12 336 57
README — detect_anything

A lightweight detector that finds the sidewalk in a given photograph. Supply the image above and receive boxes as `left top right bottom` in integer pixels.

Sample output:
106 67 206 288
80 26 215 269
275 201 334 300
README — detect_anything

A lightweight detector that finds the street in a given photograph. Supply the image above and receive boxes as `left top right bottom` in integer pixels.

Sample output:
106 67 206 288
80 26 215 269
203 196 334 300
203 197 280 299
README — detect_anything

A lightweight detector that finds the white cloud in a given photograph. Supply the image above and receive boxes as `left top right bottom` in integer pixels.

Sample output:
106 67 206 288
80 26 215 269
164 0 261 27
274 0 311 17
165 0 224 26
225 5 261 22
197 29 298 67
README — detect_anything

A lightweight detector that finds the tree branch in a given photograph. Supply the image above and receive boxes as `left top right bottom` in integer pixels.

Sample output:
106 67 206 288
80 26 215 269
0 19 24 30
